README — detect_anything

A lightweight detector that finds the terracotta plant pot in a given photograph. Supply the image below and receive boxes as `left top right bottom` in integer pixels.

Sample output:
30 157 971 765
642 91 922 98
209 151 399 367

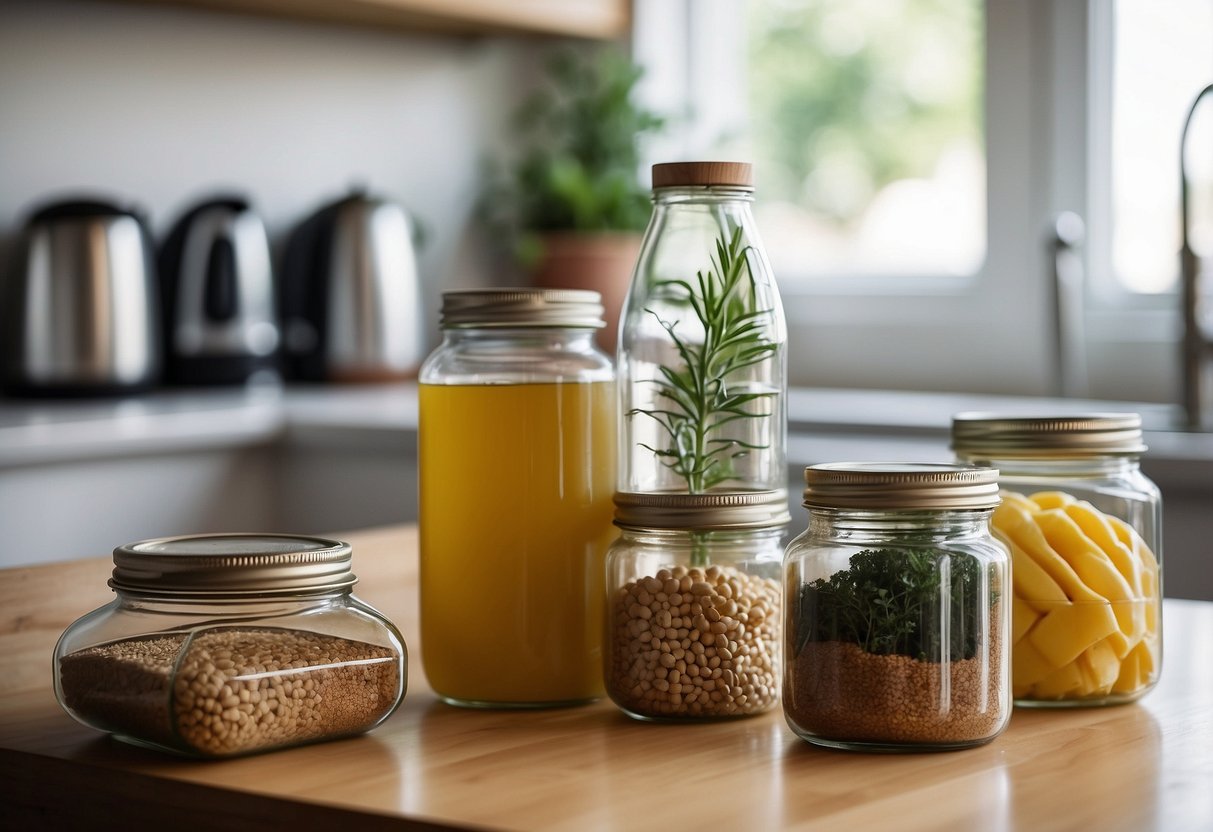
531 232 642 355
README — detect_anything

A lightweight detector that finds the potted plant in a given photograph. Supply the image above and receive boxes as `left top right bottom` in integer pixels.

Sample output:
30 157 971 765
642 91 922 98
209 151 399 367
483 48 664 351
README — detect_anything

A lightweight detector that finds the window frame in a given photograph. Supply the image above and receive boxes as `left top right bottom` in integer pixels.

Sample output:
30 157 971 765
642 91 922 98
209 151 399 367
634 0 1182 404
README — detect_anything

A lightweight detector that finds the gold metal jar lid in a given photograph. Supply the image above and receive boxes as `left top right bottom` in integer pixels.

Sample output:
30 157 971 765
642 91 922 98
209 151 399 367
110 533 357 596
951 412 1146 457
613 490 790 531
802 463 1001 510
652 161 754 190
439 288 605 329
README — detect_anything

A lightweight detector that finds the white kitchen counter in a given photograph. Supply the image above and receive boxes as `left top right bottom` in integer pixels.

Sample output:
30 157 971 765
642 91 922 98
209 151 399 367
0 382 1189 466
2 383 1209 599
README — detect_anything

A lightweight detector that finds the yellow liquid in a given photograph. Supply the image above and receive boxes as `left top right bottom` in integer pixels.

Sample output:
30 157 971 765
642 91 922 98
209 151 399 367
419 381 616 705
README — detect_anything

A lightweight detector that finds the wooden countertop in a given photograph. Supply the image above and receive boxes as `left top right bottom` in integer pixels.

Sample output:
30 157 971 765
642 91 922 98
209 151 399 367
2 524 1211 830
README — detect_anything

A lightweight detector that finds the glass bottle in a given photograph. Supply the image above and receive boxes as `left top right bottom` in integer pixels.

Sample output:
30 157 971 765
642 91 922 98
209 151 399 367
418 288 616 707
53 534 406 758
604 491 788 721
783 463 1011 752
952 413 1162 706
619 162 787 496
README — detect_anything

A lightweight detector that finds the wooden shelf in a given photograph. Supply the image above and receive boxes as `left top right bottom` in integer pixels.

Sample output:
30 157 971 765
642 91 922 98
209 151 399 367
115 0 631 39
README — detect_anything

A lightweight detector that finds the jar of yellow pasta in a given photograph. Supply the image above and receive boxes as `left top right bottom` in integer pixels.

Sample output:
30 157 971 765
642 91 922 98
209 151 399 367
952 413 1161 706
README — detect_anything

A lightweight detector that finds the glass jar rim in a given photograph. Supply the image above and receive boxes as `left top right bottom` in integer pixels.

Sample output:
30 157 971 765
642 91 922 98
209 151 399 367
439 288 605 330
802 463 1000 510
110 533 358 597
613 490 790 531
951 412 1146 457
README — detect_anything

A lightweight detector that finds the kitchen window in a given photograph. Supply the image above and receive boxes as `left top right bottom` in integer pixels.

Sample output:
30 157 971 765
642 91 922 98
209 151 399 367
635 0 1205 403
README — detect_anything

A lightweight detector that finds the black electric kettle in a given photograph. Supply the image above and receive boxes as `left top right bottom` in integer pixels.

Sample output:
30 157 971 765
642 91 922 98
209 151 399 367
1 198 161 396
158 195 280 385
280 190 422 382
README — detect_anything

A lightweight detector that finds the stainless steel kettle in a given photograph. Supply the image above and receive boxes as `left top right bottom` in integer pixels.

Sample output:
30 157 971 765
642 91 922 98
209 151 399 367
1 199 161 396
159 196 279 385
280 191 422 382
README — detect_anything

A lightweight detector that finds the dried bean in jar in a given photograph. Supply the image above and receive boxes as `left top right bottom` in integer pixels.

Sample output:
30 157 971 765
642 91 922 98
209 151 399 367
58 627 402 757
607 565 781 720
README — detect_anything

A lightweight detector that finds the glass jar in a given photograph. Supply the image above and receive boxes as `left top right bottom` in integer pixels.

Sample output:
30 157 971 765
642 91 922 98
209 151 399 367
604 491 788 721
419 289 616 707
784 464 1011 752
618 162 787 496
952 413 1162 706
53 534 406 758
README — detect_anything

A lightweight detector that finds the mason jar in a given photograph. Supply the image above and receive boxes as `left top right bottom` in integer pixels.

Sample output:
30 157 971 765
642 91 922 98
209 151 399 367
784 463 1011 752
952 413 1162 706
419 288 616 707
618 162 787 497
53 534 406 758
604 490 787 721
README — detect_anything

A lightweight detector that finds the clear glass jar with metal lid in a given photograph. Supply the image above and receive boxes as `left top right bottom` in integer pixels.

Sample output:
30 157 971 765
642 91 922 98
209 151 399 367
53 534 406 758
604 490 787 721
783 464 1011 751
418 288 615 708
952 413 1162 706
619 162 787 497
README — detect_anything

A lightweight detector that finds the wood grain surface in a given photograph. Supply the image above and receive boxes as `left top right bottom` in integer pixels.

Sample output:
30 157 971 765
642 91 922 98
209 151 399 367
1 524 1211 831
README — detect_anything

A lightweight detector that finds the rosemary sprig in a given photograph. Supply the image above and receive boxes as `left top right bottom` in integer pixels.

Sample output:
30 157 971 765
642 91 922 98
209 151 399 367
629 226 778 494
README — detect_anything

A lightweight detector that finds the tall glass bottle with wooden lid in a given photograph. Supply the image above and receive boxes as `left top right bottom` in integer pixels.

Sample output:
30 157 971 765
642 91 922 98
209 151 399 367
619 162 787 497
419 289 616 707
952 413 1162 706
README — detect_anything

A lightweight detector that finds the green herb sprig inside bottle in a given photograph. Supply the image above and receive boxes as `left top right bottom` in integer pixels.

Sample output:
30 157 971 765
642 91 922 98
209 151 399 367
618 162 788 503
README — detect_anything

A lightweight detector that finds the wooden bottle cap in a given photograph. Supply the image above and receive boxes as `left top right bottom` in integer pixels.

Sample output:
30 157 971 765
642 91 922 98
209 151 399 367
651 161 754 189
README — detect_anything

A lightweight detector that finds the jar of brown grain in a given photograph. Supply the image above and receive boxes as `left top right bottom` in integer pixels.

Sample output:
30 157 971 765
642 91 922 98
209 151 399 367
604 491 787 721
53 533 406 758
783 463 1011 752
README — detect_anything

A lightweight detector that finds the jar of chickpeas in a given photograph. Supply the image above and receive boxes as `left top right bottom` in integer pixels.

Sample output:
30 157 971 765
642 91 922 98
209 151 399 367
604 491 787 721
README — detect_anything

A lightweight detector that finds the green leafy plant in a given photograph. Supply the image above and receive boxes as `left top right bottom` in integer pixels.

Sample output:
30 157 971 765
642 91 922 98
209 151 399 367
483 49 664 264
793 548 991 662
629 226 779 494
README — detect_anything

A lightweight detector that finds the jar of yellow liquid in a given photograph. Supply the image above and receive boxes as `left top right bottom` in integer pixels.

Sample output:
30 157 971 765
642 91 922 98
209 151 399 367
419 289 616 707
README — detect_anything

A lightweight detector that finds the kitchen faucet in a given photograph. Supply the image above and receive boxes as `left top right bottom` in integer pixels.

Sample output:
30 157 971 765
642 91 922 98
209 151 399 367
1180 82 1213 430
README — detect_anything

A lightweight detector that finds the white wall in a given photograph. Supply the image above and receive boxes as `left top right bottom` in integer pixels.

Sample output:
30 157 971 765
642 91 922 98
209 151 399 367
0 0 539 343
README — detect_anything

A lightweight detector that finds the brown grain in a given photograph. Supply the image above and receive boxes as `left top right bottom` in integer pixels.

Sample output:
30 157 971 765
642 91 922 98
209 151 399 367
59 627 401 756
785 619 1005 747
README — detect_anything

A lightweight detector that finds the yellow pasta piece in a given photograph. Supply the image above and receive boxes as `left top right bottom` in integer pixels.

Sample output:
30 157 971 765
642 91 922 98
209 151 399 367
1108 516 1162 635
1012 595 1042 644
1064 501 1143 597
1111 638 1158 695
1029 491 1076 511
1034 510 1143 652
993 501 1108 604
1032 659 1087 699
1026 601 1119 668
1078 638 1121 694
1013 638 1058 690
999 532 1068 612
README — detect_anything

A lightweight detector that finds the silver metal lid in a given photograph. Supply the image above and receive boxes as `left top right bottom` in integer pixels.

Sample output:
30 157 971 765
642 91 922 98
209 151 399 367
802 463 1001 510
440 288 605 329
613 490 790 531
110 533 357 596
951 412 1146 457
